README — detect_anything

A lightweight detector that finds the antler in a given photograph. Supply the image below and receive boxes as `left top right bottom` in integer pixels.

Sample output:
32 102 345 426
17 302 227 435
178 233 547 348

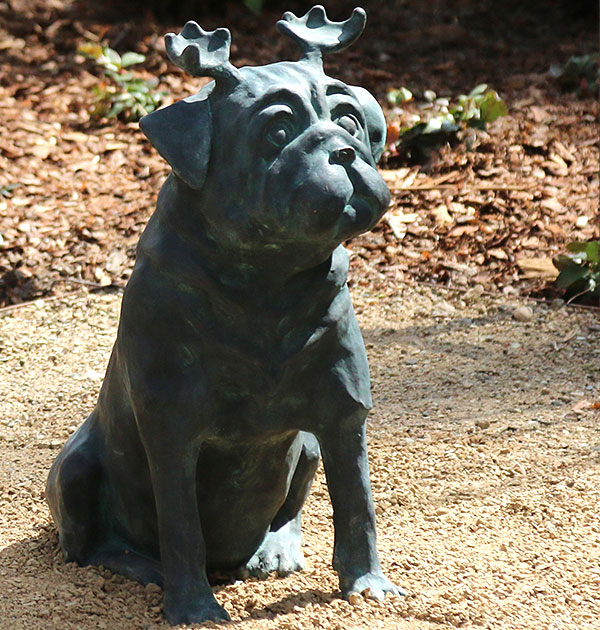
277 5 366 64
165 21 241 87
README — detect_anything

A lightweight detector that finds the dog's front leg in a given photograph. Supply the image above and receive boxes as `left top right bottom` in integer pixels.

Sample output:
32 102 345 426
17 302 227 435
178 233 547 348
318 419 406 601
141 431 230 625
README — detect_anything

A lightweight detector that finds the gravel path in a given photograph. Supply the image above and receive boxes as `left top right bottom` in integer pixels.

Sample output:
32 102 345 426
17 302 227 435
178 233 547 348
1 285 599 629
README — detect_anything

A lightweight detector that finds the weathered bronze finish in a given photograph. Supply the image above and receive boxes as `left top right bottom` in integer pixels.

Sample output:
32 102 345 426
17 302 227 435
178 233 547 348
46 6 403 624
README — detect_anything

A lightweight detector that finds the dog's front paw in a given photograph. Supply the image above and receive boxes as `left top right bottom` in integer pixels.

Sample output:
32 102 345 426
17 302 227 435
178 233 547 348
164 595 230 626
243 523 305 579
341 571 407 601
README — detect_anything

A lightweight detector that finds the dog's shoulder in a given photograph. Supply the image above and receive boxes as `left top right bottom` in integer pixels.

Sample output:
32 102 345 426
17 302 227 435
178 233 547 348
116 242 357 375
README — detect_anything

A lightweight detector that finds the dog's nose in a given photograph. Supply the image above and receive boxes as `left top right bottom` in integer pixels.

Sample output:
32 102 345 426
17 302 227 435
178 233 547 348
331 146 356 164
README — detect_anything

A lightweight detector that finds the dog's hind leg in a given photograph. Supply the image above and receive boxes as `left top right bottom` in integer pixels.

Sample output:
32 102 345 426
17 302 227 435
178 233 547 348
87 547 163 586
45 411 104 564
244 431 320 578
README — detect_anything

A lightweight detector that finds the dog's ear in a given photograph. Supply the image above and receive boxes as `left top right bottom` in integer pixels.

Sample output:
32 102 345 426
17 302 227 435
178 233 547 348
349 86 387 164
139 92 212 190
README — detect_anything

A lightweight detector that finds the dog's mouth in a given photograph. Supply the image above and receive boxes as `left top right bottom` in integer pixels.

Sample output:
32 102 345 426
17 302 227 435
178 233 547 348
341 194 382 234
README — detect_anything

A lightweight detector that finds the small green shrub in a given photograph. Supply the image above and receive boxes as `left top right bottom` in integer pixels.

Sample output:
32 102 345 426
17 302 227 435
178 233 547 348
550 54 600 96
448 83 508 130
553 241 600 302
386 84 508 162
78 43 167 121
387 86 413 105
244 0 263 14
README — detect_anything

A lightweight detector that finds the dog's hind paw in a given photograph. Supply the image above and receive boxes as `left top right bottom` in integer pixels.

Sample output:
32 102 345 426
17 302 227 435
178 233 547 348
243 522 305 579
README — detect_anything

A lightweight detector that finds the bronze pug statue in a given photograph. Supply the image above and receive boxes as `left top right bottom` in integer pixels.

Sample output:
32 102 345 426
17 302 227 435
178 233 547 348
46 6 404 625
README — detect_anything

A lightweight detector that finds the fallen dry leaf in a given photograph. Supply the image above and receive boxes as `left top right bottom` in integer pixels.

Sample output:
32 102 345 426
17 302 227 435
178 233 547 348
540 197 565 213
385 214 408 240
431 204 454 225
516 257 559 279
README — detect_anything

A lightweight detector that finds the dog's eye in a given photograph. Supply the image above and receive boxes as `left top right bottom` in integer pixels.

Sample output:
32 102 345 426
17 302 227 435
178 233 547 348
266 120 294 148
335 114 360 137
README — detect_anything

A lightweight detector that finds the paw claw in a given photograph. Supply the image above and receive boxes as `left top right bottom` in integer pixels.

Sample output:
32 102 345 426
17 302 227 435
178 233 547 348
243 524 305 579
341 572 407 602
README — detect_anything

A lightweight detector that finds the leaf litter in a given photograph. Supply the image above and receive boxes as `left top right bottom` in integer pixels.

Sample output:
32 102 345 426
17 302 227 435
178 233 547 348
0 0 598 307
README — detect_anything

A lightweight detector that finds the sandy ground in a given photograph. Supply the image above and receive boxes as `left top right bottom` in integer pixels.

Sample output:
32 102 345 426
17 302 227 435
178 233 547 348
1 284 599 630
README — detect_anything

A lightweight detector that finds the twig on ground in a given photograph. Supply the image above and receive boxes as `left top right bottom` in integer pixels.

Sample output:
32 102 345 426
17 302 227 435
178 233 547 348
0 294 65 314
391 184 537 192
395 277 600 311
0 278 124 314
63 277 125 291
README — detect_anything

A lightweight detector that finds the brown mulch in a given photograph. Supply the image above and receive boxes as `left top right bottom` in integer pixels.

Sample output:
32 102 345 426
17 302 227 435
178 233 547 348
0 0 598 307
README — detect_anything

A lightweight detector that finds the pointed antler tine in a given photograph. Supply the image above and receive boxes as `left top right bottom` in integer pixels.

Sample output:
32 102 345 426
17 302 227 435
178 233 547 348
277 5 366 62
180 20 204 39
164 22 241 87
305 4 326 24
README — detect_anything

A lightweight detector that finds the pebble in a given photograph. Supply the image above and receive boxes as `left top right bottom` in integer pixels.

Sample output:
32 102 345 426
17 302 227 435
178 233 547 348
513 305 534 322
432 300 456 317
463 284 485 303
144 582 162 596
475 418 491 429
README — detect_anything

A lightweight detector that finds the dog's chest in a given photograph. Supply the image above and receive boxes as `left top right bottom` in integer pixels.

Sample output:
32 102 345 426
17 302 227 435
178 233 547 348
201 306 339 400
176 288 367 432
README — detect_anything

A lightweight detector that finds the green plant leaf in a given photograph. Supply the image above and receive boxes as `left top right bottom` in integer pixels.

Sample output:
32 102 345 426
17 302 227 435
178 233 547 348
113 92 132 102
121 52 146 67
586 241 600 265
454 96 479 122
422 116 450 133
115 71 136 83
104 47 121 68
106 100 129 118
128 82 150 94
555 263 590 289
553 254 575 271
387 87 413 105
104 69 122 82
469 83 488 97
567 240 600 265
479 91 508 123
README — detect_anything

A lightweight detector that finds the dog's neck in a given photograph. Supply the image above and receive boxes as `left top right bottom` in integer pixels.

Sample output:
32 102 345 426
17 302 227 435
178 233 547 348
137 175 349 308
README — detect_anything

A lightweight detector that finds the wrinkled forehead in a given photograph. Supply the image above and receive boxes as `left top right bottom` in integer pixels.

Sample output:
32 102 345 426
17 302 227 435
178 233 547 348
213 61 357 117
240 61 322 99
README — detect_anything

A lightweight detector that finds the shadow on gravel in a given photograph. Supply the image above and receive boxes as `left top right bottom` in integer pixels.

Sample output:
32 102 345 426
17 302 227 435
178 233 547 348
229 588 340 625
0 524 340 628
